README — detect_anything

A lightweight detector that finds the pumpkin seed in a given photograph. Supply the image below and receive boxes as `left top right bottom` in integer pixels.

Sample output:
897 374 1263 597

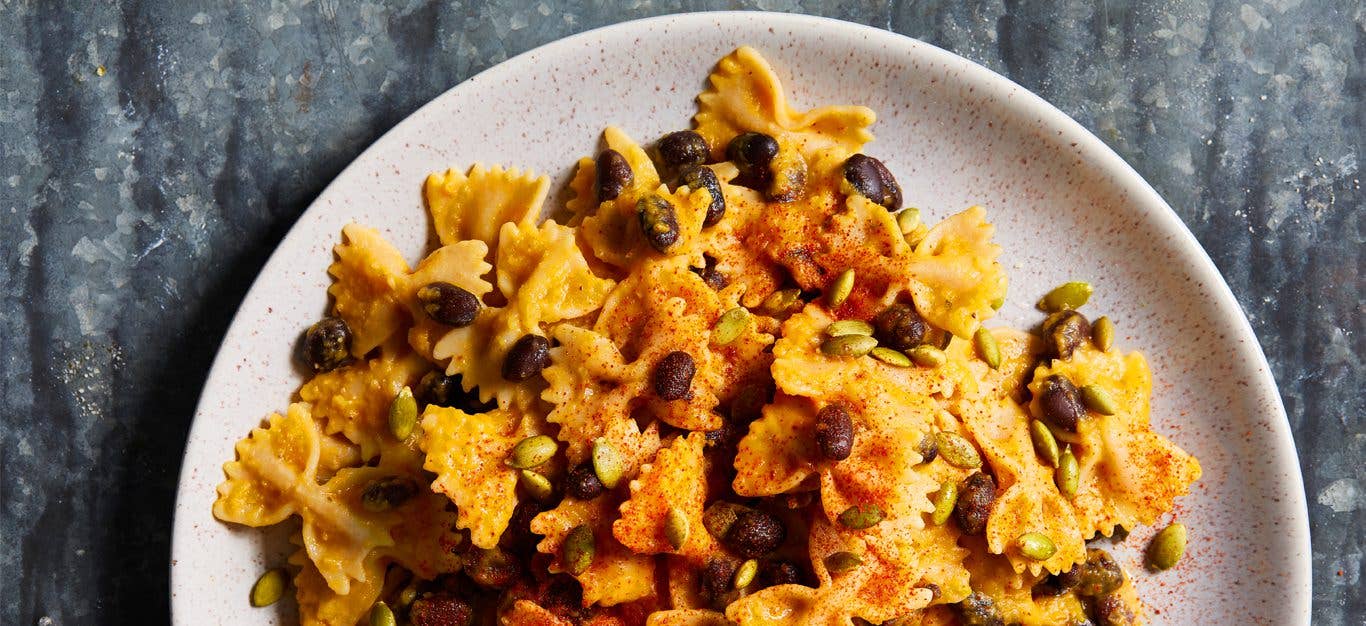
827 319 874 337
1017 532 1058 561
1037 281 1093 312
908 345 947 368
930 481 959 526
1056 445 1079 499
397 582 419 607
896 207 921 235
369 601 396 626
664 507 690 550
1029 419 1060 467
733 558 759 589
934 432 982 469
1146 522 1187 571
712 307 750 345
387 386 417 440
506 434 557 469
518 469 554 501
1092 316 1115 352
973 327 1001 369
870 346 913 367
564 524 595 575
591 438 626 489
361 476 418 512
250 568 287 607
824 551 864 574
990 295 1006 310
760 289 802 316
703 501 747 538
827 269 855 307
837 503 885 530
1080 385 1118 415
820 334 878 358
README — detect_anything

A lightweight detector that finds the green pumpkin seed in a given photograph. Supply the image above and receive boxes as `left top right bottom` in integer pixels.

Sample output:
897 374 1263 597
1080 385 1118 415
990 295 1006 310
1037 281 1093 312
1092 316 1115 352
1029 419 1060 467
760 288 802 316
388 386 418 440
712 307 750 345
250 568 287 607
870 346 913 367
837 503 885 530
824 551 864 574
703 501 747 538
821 334 878 358
564 524 595 575
1017 532 1058 561
827 319 874 337
664 507 690 550
733 558 759 589
369 601 396 626
361 476 418 512
397 582 419 607
908 345 947 368
506 434 557 469
518 469 554 501
973 327 1001 369
934 432 982 469
591 438 626 489
896 207 921 235
827 269 855 307
1056 445 1079 499
1146 522 1187 571
930 481 959 526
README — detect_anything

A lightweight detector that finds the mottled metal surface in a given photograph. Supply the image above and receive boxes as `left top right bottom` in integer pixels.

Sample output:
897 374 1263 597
0 1 1359 624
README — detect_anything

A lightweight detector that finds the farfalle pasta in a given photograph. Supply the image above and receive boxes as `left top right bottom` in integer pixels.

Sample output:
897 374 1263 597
214 46 1198 626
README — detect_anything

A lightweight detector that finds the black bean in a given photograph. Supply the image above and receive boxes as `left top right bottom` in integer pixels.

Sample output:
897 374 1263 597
301 316 353 372
654 351 696 401
658 130 710 169
465 547 521 589
1092 593 1138 626
843 154 903 211
637 194 681 253
680 165 727 226
1074 548 1125 597
596 149 633 201
759 559 803 588
499 500 544 556
727 132 779 168
1035 565 1082 597
409 593 474 626
1040 374 1085 432
728 383 771 424
956 591 1005 626
700 557 739 606
766 146 807 203
417 371 496 413
564 464 605 500
502 334 551 381
1046 310 1091 360
724 510 786 558
916 433 938 464
873 303 928 351
417 281 481 327
815 403 855 461
691 254 728 291
954 471 997 535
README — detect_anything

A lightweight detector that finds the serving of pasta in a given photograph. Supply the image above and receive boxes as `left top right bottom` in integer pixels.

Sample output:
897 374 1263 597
212 46 1201 626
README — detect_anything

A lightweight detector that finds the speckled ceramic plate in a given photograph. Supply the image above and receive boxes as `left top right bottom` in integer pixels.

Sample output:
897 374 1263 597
170 11 1310 625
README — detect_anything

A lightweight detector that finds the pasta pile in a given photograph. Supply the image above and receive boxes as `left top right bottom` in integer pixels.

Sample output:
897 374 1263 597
213 47 1200 626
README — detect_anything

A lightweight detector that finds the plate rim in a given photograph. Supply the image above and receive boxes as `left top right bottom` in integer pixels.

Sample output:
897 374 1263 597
169 10 1311 624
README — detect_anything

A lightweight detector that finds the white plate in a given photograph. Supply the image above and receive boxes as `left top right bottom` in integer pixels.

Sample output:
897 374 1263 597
171 12 1310 624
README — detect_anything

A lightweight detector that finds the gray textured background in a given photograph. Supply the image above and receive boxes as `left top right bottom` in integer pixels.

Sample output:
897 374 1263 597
0 1 1360 624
